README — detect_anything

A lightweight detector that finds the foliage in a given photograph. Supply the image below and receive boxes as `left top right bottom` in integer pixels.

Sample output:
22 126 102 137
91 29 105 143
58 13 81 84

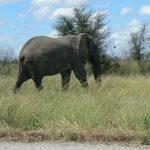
56 16 76 35
144 115 150 130
0 47 17 75
0 74 150 142
0 63 17 76
119 60 141 75
101 55 120 74
129 24 148 63
55 5 109 73
0 47 14 65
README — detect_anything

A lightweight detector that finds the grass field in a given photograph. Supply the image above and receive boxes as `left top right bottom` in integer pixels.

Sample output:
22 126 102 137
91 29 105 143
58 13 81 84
0 72 150 143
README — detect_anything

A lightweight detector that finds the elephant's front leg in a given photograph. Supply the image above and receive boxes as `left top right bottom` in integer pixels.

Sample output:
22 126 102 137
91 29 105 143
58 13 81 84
32 76 43 91
61 69 71 91
72 62 88 88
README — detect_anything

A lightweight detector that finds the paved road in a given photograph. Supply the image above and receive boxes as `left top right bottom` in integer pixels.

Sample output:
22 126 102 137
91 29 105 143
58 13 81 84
0 142 150 150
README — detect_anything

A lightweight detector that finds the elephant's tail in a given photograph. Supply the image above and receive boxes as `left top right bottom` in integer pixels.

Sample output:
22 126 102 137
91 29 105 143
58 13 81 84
19 55 28 69
18 55 30 79
17 56 24 79
19 55 25 71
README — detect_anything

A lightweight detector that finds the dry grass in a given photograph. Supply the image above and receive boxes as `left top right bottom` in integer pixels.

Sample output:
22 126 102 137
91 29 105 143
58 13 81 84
0 73 150 143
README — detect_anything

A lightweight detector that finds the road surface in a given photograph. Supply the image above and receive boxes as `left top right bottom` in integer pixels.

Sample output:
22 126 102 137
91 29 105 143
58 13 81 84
0 142 150 150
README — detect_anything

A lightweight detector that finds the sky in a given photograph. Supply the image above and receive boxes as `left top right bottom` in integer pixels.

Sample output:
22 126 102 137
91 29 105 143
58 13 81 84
0 0 150 56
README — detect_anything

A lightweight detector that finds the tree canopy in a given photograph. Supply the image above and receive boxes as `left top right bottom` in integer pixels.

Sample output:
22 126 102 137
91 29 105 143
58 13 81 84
55 6 109 57
129 24 148 63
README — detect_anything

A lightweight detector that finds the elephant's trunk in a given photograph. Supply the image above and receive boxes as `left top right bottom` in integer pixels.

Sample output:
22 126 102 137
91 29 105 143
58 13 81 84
89 44 101 82
92 61 101 82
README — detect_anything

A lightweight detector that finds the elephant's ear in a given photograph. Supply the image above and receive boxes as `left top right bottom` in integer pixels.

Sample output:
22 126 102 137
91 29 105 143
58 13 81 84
75 33 89 60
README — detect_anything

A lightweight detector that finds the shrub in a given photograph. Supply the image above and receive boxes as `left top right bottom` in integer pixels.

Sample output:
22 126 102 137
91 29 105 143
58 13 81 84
119 60 141 75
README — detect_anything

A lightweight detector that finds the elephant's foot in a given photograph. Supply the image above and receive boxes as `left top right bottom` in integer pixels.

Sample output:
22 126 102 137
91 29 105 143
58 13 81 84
13 87 19 94
36 86 43 91
81 82 88 88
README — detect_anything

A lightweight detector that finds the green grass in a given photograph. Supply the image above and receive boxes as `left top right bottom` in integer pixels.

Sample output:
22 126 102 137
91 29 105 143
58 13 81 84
0 73 150 143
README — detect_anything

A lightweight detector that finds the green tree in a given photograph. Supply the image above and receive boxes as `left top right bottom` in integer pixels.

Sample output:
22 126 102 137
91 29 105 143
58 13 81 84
129 24 147 63
55 6 109 73
56 16 76 35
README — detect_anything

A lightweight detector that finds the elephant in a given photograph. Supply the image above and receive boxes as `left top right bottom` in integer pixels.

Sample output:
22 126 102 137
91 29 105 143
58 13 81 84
13 33 101 93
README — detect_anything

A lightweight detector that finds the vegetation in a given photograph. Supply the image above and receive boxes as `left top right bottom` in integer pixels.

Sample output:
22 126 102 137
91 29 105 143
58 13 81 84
55 6 150 75
129 24 148 63
0 71 150 143
0 47 17 75
0 5 150 144
56 6 109 72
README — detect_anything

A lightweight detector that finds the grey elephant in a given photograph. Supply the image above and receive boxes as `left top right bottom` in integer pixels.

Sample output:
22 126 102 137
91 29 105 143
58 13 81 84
13 33 101 93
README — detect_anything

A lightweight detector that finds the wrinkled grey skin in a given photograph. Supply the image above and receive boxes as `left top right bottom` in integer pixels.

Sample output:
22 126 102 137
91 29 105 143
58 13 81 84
13 33 101 93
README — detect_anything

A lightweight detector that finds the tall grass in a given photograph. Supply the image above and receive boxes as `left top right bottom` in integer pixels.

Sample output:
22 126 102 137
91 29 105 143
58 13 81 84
0 73 150 142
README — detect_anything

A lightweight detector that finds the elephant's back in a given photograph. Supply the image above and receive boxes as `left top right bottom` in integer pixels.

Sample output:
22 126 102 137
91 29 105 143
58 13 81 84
19 36 75 66
21 36 55 51
20 36 59 57
20 35 75 57
21 36 73 52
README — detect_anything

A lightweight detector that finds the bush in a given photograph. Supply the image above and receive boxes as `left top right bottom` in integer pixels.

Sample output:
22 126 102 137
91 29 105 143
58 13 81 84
140 61 150 74
119 60 141 75
0 47 18 76
0 63 18 76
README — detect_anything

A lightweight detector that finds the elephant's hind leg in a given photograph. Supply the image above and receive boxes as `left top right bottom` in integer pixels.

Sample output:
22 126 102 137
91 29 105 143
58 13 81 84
28 66 43 91
61 69 71 91
13 69 30 93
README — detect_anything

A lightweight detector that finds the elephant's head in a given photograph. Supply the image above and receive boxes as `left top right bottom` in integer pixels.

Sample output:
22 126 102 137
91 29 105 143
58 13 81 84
75 33 101 82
